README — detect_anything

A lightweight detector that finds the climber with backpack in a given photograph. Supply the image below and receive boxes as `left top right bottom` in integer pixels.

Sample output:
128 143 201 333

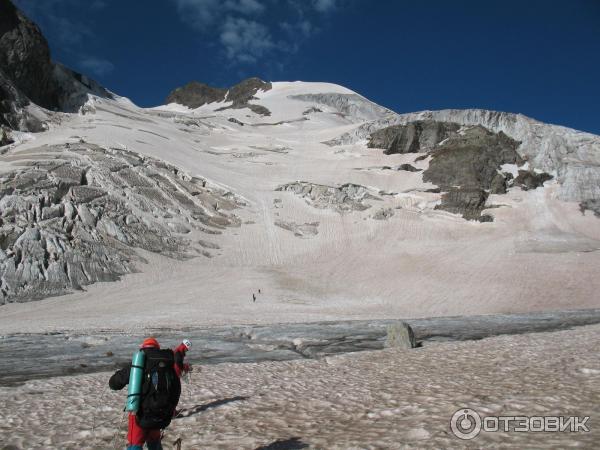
109 337 192 450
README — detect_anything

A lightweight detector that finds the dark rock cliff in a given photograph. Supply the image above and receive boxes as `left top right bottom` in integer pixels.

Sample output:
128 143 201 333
368 120 460 154
165 77 272 115
0 0 111 131
0 0 57 110
165 82 227 109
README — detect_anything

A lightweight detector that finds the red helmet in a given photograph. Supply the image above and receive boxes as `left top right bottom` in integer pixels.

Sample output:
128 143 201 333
140 337 160 349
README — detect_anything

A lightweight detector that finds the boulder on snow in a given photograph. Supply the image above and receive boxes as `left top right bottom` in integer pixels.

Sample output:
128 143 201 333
385 322 416 349
228 117 244 126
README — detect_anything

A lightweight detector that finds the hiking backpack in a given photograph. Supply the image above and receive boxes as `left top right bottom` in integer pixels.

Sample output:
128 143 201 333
137 348 181 429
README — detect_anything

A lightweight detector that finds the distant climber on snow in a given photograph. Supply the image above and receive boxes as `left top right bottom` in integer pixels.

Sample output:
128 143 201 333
109 337 192 450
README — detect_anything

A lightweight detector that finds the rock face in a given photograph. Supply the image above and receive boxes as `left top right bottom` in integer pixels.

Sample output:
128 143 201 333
424 126 524 189
0 0 111 131
0 0 57 110
166 77 272 116
368 120 460 154
421 126 541 221
276 182 380 212
226 77 271 104
0 143 242 303
165 82 227 109
0 51 46 131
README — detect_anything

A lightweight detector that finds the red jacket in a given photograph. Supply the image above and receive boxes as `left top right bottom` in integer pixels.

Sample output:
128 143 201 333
173 343 189 378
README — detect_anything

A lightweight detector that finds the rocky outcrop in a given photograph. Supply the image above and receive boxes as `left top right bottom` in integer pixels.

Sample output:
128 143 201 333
368 120 460 154
358 164 421 173
424 126 524 190
421 126 552 221
165 82 227 109
0 127 13 146
513 170 553 190
372 208 394 220
0 61 46 131
228 117 244 126
365 119 559 221
226 77 271 104
166 77 272 116
356 119 560 222
303 107 322 115
580 199 600 217
397 164 421 172
0 143 242 303
276 182 380 213
229 102 271 116
436 188 493 222
0 0 112 131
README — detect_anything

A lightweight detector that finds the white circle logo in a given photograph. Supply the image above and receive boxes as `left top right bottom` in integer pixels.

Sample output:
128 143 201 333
450 408 482 440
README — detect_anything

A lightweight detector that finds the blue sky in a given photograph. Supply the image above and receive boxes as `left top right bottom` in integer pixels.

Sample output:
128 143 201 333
14 0 600 134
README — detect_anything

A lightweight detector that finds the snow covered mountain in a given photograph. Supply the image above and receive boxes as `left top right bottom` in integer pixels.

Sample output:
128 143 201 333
0 1 599 332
